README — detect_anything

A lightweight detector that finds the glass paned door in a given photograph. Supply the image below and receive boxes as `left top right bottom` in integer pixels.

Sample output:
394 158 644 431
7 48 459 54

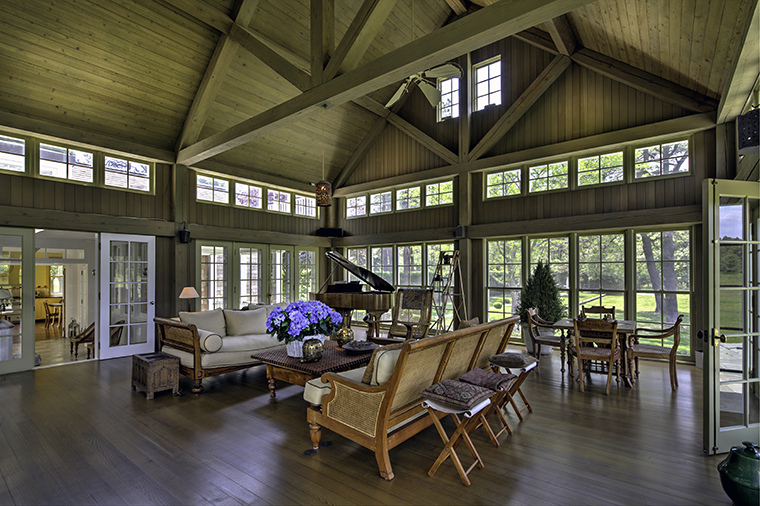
704 179 760 453
99 234 155 359
296 247 318 301
269 246 292 304
0 228 34 375
235 244 265 308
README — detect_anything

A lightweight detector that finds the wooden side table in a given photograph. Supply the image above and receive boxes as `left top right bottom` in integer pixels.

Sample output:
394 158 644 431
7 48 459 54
131 352 180 399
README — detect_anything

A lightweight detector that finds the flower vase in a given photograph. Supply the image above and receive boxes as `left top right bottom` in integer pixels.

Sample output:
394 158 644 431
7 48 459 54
286 335 326 358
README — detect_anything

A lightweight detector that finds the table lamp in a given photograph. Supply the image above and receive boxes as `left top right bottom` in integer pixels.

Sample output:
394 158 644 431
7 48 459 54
179 286 200 312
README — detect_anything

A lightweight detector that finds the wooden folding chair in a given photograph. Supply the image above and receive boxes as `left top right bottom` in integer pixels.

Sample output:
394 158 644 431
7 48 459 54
422 397 491 486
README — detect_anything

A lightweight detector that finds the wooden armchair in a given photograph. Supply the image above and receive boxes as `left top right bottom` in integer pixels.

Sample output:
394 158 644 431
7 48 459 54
571 317 622 395
581 305 616 319
387 288 434 340
526 307 564 366
627 315 683 390
69 323 95 357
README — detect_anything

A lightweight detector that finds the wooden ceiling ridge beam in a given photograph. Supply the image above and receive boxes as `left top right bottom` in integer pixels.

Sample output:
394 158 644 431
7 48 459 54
469 54 571 161
311 0 335 87
323 0 400 81
173 0 262 152
543 14 576 55
177 0 598 166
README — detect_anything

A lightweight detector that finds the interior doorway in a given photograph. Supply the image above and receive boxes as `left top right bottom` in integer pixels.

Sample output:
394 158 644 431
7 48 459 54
33 230 98 368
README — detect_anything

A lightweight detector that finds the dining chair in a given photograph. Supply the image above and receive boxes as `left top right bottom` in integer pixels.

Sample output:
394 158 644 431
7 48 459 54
526 307 563 364
627 315 683 390
43 301 61 328
69 322 95 357
571 317 622 395
581 305 616 320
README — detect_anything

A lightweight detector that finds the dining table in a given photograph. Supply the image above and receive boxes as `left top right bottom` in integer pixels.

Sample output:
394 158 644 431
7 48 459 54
553 318 637 387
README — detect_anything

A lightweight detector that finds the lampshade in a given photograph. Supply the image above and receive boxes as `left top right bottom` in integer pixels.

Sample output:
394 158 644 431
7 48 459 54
0 289 12 300
179 286 200 299
316 180 332 207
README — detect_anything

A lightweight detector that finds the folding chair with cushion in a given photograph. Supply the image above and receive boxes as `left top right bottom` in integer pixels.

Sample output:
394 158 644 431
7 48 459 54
387 288 434 340
526 307 564 368
571 317 622 395
627 315 683 390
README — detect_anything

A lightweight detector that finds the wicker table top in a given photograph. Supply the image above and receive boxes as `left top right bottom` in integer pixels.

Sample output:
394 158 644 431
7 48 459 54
252 340 374 375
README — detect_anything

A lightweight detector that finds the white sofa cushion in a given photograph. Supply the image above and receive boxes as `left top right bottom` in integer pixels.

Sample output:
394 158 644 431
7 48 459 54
197 329 223 353
219 333 281 352
247 303 286 315
164 342 285 369
303 367 368 406
223 307 268 336
361 342 405 385
179 308 226 336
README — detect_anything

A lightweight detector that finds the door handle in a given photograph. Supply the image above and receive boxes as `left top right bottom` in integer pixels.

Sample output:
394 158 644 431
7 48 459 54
712 329 726 346
149 301 154 306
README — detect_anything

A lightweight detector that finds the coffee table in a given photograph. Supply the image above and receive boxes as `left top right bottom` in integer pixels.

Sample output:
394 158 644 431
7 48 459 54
252 340 375 398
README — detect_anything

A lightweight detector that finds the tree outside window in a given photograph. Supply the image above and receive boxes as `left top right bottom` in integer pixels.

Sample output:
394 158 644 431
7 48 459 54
50 266 64 296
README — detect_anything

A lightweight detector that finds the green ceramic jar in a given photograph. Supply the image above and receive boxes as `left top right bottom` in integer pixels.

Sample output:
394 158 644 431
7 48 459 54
717 441 760 506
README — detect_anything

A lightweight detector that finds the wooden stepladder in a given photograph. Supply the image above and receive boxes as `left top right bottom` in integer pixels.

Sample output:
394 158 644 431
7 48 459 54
429 250 468 335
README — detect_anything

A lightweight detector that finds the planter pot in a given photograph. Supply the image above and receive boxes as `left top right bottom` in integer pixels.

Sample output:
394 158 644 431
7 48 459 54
717 441 760 506
522 322 553 355
286 335 326 358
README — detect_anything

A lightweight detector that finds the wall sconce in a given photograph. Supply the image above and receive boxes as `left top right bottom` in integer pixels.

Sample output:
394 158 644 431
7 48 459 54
178 222 191 244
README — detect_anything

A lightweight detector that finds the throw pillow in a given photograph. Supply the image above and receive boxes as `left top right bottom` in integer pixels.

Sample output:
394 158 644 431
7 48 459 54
361 342 405 385
420 379 495 411
489 352 537 370
223 307 267 336
197 329 223 353
179 308 226 336
459 368 516 391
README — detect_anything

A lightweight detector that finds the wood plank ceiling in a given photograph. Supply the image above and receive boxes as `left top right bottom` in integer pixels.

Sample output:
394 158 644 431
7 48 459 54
0 0 756 190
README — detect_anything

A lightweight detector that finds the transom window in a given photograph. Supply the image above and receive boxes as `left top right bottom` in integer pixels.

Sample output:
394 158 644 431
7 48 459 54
578 152 624 186
294 194 316 217
0 135 25 173
426 181 453 206
396 187 421 210
347 196 367 217
40 143 94 183
267 189 291 213
635 140 689 179
234 183 263 209
474 57 501 111
104 156 150 192
197 175 229 204
486 169 521 198
370 191 392 214
438 77 459 121
528 161 568 193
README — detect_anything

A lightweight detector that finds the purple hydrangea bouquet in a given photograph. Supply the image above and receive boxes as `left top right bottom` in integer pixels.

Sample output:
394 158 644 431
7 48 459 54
266 300 343 343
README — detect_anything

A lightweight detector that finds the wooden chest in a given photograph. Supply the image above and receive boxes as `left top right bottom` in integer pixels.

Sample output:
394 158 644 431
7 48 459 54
131 352 180 399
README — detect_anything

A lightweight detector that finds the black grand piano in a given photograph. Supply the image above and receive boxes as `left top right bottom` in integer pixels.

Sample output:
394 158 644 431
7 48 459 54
311 250 394 341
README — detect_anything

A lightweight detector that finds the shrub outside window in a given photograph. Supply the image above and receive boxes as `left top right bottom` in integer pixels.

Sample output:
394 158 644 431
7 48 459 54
635 140 689 179
474 57 501 111
438 77 459 121
530 237 570 313
0 135 25 173
104 156 150 192
197 175 229 203
529 161 568 192
235 183 263 208
486 169 521 198
426 181 453 206
40 143 94 183
294 194 317 217
347 196 367 217
396 187 421 210
267 189 291 213
578 152 624 186
370 191 392 214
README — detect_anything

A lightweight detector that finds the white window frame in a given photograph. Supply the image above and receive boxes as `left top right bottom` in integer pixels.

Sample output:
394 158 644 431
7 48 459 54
473 56 502 112
437 77 460 121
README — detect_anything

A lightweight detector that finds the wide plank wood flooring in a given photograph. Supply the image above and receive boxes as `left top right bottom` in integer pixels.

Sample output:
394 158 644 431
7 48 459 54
0 347 730 505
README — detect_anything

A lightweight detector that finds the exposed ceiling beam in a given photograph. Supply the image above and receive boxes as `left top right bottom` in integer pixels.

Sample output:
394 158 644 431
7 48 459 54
323 0 400 81
469 54 571 160
386 113 459 165
717 0 760 123
543 15 576 55
514 26 559 54
173 0 261 151
311 0 334 87
571 48 719 113
444 0 468 16
177 0 598 166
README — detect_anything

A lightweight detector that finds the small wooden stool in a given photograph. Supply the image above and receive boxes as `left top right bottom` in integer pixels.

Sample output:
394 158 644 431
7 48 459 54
422 398 491 486
131 352 180 399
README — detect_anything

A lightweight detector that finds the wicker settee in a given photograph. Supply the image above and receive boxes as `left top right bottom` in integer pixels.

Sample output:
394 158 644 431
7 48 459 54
304 316 519 480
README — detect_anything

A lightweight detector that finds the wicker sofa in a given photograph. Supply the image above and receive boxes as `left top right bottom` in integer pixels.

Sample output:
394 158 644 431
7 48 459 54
304 315 519 480
154 305 284 393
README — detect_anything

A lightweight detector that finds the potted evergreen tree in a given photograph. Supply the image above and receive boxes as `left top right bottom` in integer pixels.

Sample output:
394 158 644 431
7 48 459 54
516 261 565 354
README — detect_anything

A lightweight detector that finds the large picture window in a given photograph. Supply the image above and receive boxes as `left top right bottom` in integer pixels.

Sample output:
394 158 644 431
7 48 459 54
370 246 394 285
397 245 423 288
578 233 625 316
530 237 570 312
486 239 522 322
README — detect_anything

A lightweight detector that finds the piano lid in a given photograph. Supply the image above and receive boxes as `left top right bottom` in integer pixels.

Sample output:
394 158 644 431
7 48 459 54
326 250 395 293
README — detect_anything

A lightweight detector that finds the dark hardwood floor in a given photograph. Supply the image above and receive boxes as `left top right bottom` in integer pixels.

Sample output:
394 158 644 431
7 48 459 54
0 346 730 506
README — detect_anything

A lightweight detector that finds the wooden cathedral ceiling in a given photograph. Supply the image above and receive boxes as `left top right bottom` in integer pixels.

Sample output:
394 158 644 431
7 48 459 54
0 0 757 192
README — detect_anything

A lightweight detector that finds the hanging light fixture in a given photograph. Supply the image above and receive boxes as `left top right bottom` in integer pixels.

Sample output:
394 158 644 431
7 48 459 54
316 104 332 207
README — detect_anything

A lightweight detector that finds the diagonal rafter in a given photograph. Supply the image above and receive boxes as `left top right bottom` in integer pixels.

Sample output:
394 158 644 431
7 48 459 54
543 15 576 55
177 0 598 166
469 55 571 161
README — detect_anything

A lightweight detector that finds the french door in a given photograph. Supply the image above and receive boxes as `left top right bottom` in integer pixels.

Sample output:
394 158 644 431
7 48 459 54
269 246 293 304
704 179 760 453
0 227 35 375
99 234 155 359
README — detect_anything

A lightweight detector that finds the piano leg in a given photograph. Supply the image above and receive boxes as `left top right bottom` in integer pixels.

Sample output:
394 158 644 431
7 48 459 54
364 310 386 339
